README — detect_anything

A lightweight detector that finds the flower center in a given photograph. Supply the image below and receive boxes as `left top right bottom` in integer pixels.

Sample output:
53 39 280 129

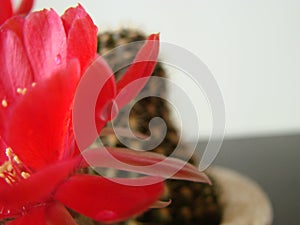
0 148 31 185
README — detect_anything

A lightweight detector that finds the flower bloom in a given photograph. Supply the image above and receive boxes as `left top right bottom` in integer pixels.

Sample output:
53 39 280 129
0 4 209 225
0 0 34 26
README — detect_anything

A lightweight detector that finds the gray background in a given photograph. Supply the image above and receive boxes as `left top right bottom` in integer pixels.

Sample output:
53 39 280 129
195 134 300 225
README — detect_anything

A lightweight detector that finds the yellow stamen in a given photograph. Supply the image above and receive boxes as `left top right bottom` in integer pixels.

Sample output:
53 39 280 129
13 155 21 164
0 147 31 185
21 172 30 179
17 87 27 95
5 147 13 158
5 178 12 185
1 99 8 108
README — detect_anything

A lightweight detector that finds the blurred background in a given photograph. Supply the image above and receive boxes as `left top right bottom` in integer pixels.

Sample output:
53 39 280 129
29 1 300 224
32 0 300 140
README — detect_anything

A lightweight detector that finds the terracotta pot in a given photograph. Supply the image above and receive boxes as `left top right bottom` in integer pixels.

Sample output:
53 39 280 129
207 166 273 225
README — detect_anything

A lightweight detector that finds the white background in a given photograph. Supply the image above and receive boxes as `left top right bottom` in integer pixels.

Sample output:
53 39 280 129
30 0 300 140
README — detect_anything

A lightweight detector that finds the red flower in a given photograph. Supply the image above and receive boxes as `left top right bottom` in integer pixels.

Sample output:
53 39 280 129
0 0 34 26
0 4 209 225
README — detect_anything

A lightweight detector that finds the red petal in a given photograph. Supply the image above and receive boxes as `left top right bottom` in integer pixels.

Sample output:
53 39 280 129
116 34 159 108
14 0 34 15
81 148 210 183
5 206 46 225
61 4 89 34
62 5 97 71
0 0 13 25
0 18 33 137
0 22 33 101
72 56 116 151
7 60 80 169
94 60 117 128
0 158 79 219
46 202 78 225
0 136 8 163
1 16 25 42
24 9 67 81
55 175 164 223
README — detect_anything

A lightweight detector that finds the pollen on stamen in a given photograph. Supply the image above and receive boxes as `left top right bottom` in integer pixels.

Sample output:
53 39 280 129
13 156 21 164
0 148 31 185
16 87 27 95
5 147 13 157
1 99 8 108
21 172 30 179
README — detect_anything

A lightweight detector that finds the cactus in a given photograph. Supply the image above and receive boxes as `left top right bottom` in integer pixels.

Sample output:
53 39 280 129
95 29 222 225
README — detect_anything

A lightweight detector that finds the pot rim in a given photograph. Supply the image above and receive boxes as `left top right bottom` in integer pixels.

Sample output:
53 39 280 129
207 166 273 225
